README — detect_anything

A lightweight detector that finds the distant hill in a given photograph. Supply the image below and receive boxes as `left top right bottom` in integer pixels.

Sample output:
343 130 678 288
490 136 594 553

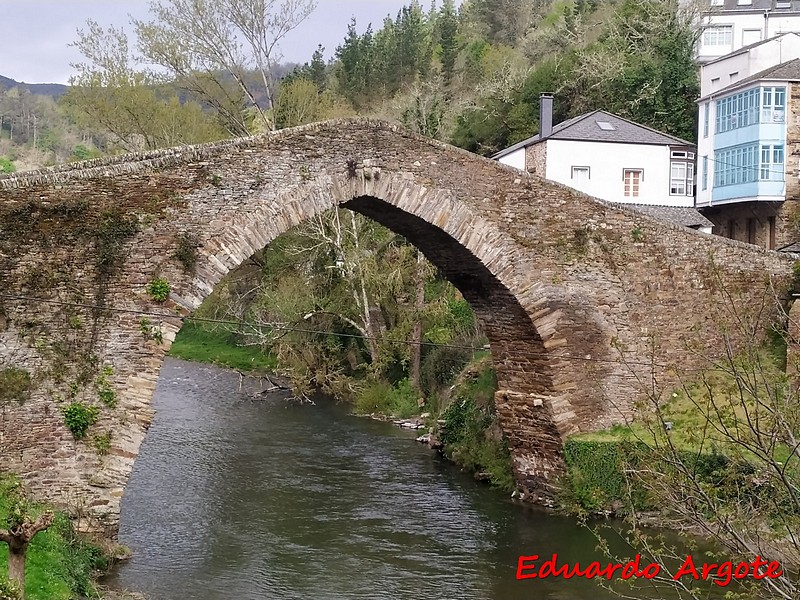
0 75 67 98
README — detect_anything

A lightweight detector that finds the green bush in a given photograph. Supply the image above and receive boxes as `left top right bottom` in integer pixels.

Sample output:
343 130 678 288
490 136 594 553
50 513 108 596
420 345 471 396
0 476 109 599
437 364 514 491
61 403 99 439
562 439 632 512
70 144 101 162
174 232 199 274
95 365 116 408
146 278 170 302
0 157 15 174
354 378 419 418
92 432 112 456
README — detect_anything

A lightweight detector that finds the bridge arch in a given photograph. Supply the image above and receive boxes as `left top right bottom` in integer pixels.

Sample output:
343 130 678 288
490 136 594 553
175 170 579 503
0 118 792 528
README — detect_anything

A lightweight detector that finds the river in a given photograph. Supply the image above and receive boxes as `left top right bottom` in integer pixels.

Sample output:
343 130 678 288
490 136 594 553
106 359 688 600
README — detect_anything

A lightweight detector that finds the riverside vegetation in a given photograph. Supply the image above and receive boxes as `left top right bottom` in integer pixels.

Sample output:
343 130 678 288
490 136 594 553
0 476 121 600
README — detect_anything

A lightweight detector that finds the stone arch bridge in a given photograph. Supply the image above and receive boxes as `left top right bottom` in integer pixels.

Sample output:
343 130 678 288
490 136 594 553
0 119 792 528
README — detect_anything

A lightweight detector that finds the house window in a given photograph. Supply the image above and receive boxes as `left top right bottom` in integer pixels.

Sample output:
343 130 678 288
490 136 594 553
747 218 757 244
762 86 786 123
714 144 758 186
702 156 708 191
760 144 784 180
703 26 733 47
715 88 760 133
623 169 642 197
703 103 710 138
571 166 590 184
715 143 784 186
670 161 694 196
742 29 762 45
728 219 736 240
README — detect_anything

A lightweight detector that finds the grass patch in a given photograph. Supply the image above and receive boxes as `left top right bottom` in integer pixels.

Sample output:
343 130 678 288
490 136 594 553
354 378 420 418
562 343 798 514
0 476 109 600
169 321 276 371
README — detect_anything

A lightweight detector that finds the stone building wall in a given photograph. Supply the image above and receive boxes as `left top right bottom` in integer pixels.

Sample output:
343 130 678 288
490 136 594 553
525 142 547 176
0 119 793 531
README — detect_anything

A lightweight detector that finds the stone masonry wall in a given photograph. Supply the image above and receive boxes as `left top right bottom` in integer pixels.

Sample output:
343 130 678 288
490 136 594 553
0 119 794 531
525 142 547 176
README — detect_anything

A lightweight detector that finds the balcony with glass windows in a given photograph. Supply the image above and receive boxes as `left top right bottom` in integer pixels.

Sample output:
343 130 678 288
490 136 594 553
713 86 787 150
711 140 786 202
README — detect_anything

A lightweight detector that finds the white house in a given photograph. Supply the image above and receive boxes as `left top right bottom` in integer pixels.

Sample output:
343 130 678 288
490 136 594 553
699 31 800 94
696 33 800 248
696 0 800 63
493 96 712 232
494 96 698 208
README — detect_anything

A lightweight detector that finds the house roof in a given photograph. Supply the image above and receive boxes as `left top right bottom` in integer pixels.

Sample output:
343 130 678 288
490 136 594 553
778 241 800 252
699 57 800 100
612 204 714 230
492 111 693 160
702 32 800 67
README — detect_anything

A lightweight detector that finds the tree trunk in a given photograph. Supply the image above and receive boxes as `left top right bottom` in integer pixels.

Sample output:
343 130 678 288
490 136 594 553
7 542 26 598
0 510 54 599
410 250 426 391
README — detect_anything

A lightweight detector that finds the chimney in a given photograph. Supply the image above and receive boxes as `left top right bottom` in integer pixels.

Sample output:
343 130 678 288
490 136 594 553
539 93 554 139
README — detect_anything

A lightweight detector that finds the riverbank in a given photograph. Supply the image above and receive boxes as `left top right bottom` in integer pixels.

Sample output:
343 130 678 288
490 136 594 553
0 475 124 600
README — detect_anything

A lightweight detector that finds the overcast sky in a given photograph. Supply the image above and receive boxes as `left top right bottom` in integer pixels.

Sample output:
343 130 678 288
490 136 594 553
3 0 436 84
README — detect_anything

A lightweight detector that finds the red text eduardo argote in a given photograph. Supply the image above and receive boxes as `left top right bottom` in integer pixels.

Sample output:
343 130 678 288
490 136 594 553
517 554 783 587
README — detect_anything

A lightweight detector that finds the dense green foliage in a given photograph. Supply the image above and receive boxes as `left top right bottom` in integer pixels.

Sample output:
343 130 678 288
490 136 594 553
0 477 108 600
437 362 514 491
561 438 642 513
199 210 484 402
145 278 170 303
354 378 420 418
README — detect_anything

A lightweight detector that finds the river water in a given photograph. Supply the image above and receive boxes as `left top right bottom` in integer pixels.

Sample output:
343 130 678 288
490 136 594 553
107 359 682 600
